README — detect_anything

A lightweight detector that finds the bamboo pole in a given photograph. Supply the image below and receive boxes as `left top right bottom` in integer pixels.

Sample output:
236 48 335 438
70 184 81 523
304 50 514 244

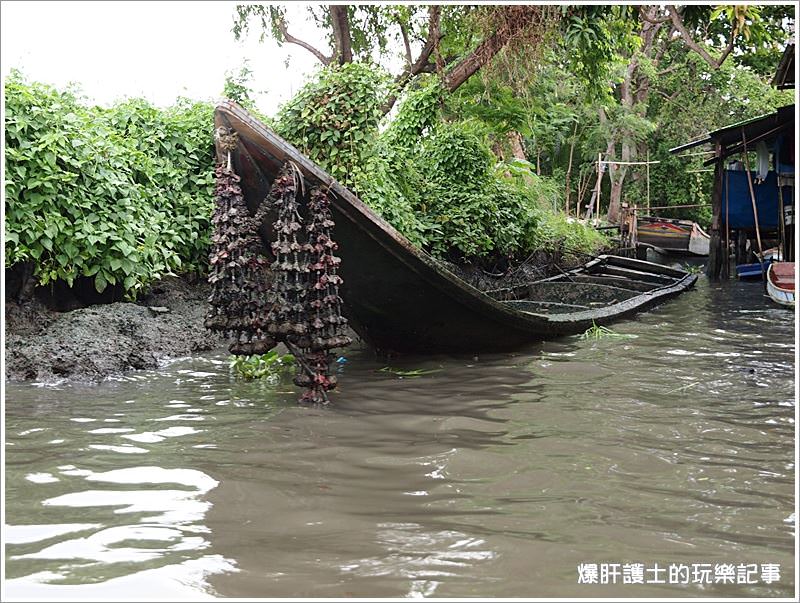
595 152 601 224
740 128 765 280
599 160 661 166
646 203 712 210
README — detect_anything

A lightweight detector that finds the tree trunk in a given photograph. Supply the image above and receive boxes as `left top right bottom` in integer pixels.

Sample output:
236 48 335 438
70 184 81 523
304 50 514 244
381 6 441 115
443 11 538 92
507 131 527 161
17 262 37 302
607 56 637 224
607 148 630 224
329 5 353 64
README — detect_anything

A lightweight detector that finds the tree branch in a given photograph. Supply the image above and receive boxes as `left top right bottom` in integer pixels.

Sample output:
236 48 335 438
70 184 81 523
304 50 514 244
400 23 413 67
652 25 677 68
656 64 681 77
276 16 331 65
381 6 442 114
639 5 671 24
666 5 735 69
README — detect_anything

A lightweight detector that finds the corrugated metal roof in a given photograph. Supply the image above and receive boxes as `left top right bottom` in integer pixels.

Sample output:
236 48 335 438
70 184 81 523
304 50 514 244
669 104 795 164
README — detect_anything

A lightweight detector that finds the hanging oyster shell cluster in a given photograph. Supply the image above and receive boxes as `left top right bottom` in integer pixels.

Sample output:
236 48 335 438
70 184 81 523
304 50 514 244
297 187 351 403
206 136 350 404
205 163 275 356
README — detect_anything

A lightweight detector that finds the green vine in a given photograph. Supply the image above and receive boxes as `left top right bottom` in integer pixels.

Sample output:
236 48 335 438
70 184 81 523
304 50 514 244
274 64 607 263
4 72 215 297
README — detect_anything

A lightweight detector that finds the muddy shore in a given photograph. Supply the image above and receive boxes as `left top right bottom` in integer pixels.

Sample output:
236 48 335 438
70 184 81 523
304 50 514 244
5 277 227 383
4 251 583 384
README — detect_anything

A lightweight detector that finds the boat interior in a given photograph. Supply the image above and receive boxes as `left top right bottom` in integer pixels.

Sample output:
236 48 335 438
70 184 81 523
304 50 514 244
486 257 685 314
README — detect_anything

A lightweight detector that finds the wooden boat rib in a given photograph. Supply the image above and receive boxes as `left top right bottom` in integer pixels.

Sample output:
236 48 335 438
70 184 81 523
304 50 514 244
766 262 795 307
214 101 698 353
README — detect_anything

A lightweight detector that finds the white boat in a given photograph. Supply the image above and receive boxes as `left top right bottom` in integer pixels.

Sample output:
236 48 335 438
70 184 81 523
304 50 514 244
766 262 795 307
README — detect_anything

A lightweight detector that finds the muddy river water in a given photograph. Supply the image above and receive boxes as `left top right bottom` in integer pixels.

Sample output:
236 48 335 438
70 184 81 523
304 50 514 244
4 276 795 597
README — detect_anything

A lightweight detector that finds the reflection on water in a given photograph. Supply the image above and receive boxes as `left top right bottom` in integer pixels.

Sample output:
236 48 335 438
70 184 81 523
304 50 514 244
4 277 795 597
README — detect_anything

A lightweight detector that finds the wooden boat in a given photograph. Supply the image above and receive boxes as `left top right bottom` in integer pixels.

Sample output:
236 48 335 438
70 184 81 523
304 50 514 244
214 101 698 353
736 248 782 280
637 216 710 256
766 262 795 307
736 259 771 280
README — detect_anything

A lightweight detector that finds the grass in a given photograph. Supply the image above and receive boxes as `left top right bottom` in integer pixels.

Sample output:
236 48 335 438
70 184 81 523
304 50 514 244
230 350 295 380
579 321 636 340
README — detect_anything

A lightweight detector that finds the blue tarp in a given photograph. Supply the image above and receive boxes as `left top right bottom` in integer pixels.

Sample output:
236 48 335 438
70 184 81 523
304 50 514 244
723 170 793 231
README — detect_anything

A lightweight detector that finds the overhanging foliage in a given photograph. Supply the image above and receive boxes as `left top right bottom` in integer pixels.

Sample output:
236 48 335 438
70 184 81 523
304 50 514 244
4 72 215 297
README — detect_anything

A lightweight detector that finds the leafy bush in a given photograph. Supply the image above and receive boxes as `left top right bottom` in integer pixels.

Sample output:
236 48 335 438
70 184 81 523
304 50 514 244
274 62 389 187
352 146 431 247
415 121 534 257
275 63 432 247
4 72 214 296
273 64 608 263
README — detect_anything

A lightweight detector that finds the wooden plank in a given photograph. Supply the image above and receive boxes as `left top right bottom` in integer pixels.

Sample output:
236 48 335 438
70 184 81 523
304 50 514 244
602 255 686 278
599 265 676 285
568 275 656 292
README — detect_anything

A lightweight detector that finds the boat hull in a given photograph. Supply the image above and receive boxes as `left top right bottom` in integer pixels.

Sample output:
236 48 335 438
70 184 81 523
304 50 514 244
737 260 771 279
766 262 795 307
214 102 697 353
637 217 710 256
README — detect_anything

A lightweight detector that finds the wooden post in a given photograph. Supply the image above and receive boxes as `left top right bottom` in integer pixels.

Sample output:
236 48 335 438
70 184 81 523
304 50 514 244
777 180 786 261
646 148 650 213
595 152 602 224
706 140 724 280
735 230 748 266
722 170 730 279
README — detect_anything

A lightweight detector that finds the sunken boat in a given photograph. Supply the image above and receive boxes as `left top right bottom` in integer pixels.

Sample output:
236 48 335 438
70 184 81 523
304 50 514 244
214 101 697 354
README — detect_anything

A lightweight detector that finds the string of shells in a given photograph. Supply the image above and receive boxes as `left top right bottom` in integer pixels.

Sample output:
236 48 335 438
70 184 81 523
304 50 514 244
297 187 352 404
206 150 350 404
204 164 275 355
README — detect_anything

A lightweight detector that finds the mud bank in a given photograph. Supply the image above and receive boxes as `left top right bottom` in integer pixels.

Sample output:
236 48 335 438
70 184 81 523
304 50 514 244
5 277 226 383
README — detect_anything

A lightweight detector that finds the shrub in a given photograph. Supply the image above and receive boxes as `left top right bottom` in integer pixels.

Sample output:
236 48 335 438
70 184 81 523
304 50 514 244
273 64 608 263
273 62 389 187
4 72 214 297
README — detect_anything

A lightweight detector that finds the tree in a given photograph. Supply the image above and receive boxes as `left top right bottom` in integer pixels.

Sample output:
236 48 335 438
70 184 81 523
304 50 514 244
575 4 793 223
232 4 564 114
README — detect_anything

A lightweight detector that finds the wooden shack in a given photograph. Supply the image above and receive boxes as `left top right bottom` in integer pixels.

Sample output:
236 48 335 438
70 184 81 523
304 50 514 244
669 44 796 279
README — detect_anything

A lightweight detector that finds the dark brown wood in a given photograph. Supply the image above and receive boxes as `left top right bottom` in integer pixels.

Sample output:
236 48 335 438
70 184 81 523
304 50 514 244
329 5 353 64
706 141 724 280
214 102 697 353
